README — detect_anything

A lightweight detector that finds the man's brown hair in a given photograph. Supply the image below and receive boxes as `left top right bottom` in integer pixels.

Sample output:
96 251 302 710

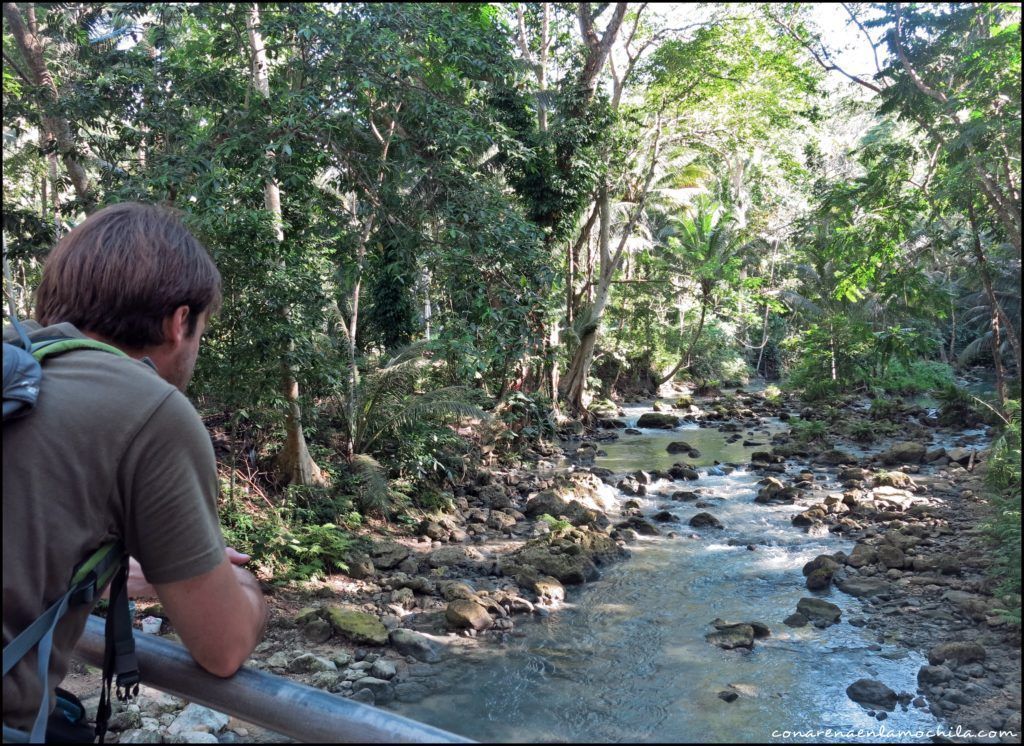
35 202 221 348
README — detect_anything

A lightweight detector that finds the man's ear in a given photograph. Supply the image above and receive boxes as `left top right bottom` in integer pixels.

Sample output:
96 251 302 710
163 305 191 346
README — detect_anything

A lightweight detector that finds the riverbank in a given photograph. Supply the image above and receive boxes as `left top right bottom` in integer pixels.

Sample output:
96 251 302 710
69 386 1020 743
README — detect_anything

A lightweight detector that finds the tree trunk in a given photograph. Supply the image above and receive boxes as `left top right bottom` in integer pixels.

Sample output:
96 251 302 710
561 116 663 415
968 201 1022 380
657 292 709 386
247 3 325 487
3 4 95 210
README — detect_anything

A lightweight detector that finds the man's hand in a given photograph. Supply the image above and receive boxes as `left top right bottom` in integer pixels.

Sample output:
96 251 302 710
124 547 252 598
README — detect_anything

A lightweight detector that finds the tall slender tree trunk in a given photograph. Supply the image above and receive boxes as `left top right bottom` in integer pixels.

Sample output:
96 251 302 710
247 4 325 487
657 292 709 386
4 4 95 210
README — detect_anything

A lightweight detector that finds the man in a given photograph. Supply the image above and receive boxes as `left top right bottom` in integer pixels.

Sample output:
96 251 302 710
3 202 268 738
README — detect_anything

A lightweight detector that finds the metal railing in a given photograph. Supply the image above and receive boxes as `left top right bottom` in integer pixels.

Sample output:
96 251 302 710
74 615 474 743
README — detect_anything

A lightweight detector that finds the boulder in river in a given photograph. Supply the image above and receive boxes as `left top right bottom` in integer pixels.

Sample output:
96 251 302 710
637 412 680 429
669 464 700 481
389 629 442 663
795 597 841 626
880 441 927 465
706 623 755 650
814 449 857 466
689 512 723 529
671 491 700 501
846 679 898 711
666 442 701 458
445 599 494 631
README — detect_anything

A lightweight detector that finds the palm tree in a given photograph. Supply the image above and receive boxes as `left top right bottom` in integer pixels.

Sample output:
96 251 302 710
656 196 743 385
328 342 486 516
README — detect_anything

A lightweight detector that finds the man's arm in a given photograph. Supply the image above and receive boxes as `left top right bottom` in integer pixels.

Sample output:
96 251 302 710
152 557 268 678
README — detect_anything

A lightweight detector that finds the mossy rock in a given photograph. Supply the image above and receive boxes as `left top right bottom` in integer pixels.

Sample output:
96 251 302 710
325 605 388 646
636 412 680 429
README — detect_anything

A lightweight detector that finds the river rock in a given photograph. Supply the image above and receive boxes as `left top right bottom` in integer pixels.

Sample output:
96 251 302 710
530 576 566 605
880 441 927 465
945 447 974 464
389 628 442 663
445 599 494 630
876 544 906 569
346 553 376 579
814 449 857 466
326 606 389 646
835 576 890 598
838 467 868 483
370 659 398 680
689 512 723 529
796 597 841 625
287 653 337 674
652 510 676 522
783 612 808 627
806 568 834 591
300 618 333 644
500 527 622 585
615 516 661 536
666 441 698 455
846 679 898 711
873 471 914 489
917 664 954 686
426 545 486 570
927 641 986 666
370 539 411 570
487 510 518 531
669 465 700 481
637 413 680 429
617 478 647 496
671 491 700 501
418 520 449 542
706 624 755 649
802 555 840 576
166 705 229 737
845 544 877 568
352 677 394 705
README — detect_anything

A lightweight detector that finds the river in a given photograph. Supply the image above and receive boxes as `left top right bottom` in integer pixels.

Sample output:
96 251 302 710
387 399 947 742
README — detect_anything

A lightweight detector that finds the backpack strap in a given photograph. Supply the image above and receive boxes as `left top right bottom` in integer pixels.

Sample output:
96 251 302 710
31 337 128 363
2 543 135 743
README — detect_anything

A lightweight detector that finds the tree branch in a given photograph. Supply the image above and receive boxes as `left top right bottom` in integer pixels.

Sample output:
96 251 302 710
892 3 948 104
764 5 884 94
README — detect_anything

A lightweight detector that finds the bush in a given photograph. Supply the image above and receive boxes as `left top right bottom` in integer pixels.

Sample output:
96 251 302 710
874 360 955 394
493 391 555 452
219 477 356 582
789 419 830 445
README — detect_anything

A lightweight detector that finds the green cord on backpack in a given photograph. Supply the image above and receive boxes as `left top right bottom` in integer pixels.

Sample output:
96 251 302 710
3 322 141 743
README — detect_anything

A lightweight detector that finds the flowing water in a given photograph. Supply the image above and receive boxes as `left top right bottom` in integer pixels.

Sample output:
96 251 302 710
388 399 944 742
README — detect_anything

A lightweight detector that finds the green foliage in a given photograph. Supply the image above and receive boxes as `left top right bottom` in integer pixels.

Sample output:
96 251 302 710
537 513 572 535
981 401 1021 625
219 479 354 582
873 360 955 395
935 384 984 427
788 418 830 445
493 391 556 453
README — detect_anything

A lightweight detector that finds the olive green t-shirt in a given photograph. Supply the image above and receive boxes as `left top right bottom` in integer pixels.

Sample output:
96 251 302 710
2 322 225 730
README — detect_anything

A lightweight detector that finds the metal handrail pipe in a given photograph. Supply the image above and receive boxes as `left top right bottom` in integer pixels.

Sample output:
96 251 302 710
74 615 475 743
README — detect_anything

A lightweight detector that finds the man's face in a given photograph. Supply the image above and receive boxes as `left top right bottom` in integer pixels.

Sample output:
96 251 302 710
166 312 207 392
